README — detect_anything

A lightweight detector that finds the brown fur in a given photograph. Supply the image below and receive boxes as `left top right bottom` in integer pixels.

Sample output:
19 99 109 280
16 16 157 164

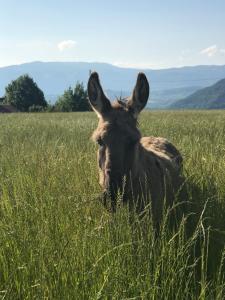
88 72 184 227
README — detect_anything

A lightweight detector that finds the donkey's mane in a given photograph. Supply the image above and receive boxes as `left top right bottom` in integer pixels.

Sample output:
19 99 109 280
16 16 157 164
110 98 140 127
111 96 128 108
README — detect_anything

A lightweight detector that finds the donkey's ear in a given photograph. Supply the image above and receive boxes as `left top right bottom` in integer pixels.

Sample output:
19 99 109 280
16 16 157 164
127 73 149 117
88 72 111 116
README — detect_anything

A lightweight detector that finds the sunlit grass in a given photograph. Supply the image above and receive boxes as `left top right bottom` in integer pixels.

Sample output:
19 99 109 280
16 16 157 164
0 111 225 299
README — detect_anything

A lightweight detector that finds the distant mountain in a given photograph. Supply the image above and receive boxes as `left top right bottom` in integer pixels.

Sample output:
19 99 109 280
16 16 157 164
1 61 225 107
105 89 130 100
97 86 201 109
149 86 201 108
170 78 225 109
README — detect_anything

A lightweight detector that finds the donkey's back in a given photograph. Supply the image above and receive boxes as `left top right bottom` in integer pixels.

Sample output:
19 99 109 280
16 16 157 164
133 136 184 225
141 136 183 171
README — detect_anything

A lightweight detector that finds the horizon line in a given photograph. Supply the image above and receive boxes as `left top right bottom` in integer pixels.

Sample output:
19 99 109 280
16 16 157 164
0 60 225 71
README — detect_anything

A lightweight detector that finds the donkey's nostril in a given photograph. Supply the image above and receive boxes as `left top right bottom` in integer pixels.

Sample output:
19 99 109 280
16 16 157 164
105 169 111 176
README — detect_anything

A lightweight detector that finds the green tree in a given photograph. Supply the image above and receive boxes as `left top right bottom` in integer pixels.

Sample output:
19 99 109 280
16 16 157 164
55 82 91 112
4 74 47 112
73 82 90 111
28 105 45 112
55 87 74 112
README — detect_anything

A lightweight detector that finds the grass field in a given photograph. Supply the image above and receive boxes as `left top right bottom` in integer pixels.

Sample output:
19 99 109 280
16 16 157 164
0 111 225 299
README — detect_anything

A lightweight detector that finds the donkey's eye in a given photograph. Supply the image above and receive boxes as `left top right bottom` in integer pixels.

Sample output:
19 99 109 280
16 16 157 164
97 138 104 146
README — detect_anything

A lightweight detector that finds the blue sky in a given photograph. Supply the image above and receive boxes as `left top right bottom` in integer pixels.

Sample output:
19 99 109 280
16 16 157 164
0 0 225 69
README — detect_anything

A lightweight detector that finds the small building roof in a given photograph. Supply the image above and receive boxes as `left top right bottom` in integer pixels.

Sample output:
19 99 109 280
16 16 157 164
0 104 18 113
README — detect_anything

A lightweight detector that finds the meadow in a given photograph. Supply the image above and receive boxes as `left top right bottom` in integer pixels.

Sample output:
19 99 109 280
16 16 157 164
0 110 225 299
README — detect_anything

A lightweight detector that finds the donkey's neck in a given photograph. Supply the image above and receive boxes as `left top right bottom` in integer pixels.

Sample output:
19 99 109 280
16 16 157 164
126 141 145 183
123 141 149 202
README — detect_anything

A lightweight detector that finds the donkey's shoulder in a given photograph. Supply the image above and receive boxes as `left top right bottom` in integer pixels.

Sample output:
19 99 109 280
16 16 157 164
140 136 183 170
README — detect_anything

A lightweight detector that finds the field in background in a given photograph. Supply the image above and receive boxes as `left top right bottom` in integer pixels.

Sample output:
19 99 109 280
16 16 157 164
0 111 225 299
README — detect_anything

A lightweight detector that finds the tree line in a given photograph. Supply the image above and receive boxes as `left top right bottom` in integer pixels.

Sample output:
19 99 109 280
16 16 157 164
0 74 91 112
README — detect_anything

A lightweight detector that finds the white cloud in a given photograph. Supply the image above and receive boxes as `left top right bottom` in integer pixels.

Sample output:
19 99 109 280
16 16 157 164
200 45 218 57
57 40 77 51
220 49 225 54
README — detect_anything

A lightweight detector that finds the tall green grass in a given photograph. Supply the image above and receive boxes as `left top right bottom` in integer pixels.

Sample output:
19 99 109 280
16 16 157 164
0 111 225 299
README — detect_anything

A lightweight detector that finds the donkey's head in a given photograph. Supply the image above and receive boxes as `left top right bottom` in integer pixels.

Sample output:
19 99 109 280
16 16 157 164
88 72 149 209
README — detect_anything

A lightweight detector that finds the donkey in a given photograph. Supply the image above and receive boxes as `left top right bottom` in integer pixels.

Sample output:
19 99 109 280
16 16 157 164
88 72 184 227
